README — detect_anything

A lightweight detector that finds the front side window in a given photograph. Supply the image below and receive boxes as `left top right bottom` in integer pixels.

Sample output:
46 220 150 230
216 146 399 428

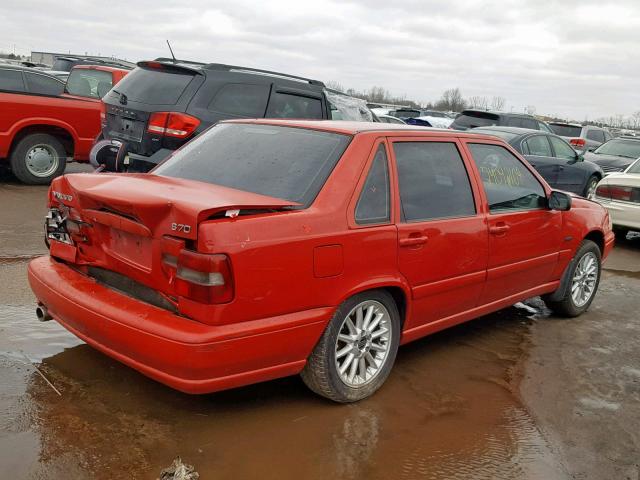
24 72 64 96
468 143 546 212
355 145 390 225
394 142 476 222
524 135 553 157
549 136 576 160
208 83 270 117
266 92 322 119
0 69 25 92
154 123 351 207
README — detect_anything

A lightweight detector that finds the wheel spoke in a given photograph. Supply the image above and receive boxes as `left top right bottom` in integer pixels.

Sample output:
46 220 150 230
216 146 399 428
345 316 357 335
367 313 383 333
370 342 386 352
336 344 353 359
359 358 367 380
339 353 355 375
362 305 374 330
338 333 354 343
355 307 363 330
348 355 358 382
371 327 388 340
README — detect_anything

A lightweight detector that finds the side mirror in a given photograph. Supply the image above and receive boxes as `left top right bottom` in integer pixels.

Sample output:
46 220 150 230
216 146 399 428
548 190 572 211
568 152 584 164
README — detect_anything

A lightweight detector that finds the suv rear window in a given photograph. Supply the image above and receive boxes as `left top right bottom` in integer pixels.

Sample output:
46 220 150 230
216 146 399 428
154 124 351 207
452 112 500 129
549 124 582 137
66 68 113 98
110 67 194 105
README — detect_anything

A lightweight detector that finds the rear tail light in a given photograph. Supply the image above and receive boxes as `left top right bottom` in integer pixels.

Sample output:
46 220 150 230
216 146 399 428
99 101 107 129
147 112 201 138
163 247 234 303
596 184 633 202
569 138 586 148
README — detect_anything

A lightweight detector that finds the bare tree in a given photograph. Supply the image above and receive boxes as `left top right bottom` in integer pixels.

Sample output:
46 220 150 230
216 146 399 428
436 88 466 112
325 80 345 92
491 96 506 111
468 96 489 109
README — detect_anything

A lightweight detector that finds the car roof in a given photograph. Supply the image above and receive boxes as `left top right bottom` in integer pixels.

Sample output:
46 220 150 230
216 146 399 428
0 64 64 80
471 126 542 135
150 58 324 86
549 121 582 127
223 119 505 139
460 109 534 118
72 64 129 73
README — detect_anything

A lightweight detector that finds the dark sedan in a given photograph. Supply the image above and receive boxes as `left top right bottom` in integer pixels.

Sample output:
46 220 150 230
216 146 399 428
583 137 640 174
472 126 604 198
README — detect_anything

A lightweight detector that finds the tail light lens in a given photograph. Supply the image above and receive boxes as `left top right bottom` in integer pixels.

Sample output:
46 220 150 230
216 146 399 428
99 101 107 129
596 184 633 202
147 112 201 138
569 138 586 148
165 249 234 304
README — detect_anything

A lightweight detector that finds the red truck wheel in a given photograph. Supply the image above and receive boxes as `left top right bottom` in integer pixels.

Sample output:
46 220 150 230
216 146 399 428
10 133 67 185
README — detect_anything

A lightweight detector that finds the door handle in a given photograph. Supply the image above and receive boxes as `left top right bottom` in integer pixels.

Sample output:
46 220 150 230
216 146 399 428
489 223 510 235
399 235 428 247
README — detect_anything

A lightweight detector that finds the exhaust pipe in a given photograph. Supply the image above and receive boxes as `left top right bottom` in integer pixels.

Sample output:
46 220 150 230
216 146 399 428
36 305 53 322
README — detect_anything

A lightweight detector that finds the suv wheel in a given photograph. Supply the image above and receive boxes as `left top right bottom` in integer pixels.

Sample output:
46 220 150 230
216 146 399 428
546 240 601 317
301 290 400 402
10 133 67 184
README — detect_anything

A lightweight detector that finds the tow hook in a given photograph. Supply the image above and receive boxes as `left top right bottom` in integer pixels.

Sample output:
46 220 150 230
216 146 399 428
36 305 53 322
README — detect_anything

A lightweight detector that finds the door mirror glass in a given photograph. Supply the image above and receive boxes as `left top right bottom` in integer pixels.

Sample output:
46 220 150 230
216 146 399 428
548 190 572 211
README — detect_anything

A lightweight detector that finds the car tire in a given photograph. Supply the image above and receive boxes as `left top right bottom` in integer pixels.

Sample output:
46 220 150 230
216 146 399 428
10 133 67 185
546 240 601 317
583 174 599 199
301 290 401 403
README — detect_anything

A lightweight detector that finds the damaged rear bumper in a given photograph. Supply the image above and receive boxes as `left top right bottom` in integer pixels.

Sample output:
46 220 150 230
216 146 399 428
27 256 329 394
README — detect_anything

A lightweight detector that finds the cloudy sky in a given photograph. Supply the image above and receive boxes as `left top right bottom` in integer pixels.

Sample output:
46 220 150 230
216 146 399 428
2 0 639 120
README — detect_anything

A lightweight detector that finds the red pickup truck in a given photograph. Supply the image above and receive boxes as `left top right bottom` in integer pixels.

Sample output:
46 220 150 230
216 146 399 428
0 64 128 184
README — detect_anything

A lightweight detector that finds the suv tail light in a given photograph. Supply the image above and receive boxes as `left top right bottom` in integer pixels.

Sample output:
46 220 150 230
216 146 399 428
147 112 201 139
596 185 633 202
569 138 586 148
164 248 234 304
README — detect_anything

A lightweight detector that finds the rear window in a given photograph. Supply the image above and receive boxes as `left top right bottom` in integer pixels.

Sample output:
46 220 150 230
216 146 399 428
109 67 193 105
52 58 75 71
154 124 351 207
549 124 582 137
265 92 323 119
66 68 113 98
452 112 500 129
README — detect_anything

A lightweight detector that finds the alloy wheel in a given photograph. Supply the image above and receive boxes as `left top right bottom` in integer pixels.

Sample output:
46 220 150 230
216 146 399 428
571 251 598 307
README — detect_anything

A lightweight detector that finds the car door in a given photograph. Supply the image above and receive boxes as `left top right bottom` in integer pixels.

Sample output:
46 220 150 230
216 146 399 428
521 134 559 186
464 141 563 304
548 135 586 194
391 137 488 330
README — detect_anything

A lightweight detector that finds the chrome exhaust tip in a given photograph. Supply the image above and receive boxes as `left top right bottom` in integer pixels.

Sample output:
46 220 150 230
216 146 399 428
36 305 52 322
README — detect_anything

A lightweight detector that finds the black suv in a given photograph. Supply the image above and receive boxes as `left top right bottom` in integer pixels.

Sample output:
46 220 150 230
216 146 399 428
93 58 373 172
450 109 553 132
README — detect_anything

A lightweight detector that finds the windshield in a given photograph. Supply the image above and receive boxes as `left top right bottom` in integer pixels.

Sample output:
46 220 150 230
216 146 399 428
549 124 582 137
154 124 351 207
66 68 113 98
594 139 640 159
471 128 518 142
627 159 640 174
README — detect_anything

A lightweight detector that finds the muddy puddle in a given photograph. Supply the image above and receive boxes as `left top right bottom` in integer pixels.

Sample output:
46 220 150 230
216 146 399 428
0 257 567 479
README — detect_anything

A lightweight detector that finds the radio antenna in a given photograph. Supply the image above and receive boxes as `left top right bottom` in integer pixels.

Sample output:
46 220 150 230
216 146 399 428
166 40 177 62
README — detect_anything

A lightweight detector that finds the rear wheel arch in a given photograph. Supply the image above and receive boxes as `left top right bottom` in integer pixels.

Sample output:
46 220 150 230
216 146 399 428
10 124 75 158
336 282 410 329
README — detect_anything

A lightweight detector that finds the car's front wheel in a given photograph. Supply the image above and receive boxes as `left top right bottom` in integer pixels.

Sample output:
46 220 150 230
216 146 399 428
301 290 401 402
583 174 600 199
546 240 601 317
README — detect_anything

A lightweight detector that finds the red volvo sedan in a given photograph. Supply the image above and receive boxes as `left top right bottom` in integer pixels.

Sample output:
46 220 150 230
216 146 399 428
29 120 614 402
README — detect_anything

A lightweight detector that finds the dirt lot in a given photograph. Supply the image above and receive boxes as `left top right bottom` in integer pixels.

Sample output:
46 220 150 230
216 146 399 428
1 167 639 479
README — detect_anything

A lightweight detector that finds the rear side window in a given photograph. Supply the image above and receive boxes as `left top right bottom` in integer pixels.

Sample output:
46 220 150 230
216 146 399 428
549 136 576 160
355 145 390 225
549 124 582 137
66 69 113 98
109 67 193 105
266 92 322 119
394 142 476 222
0 69 25 92
208 83 270 117
468 143 546 212
24 72 64 96
154 124 351 207
586 129 605 142
452 112 499 129
523 135 553 157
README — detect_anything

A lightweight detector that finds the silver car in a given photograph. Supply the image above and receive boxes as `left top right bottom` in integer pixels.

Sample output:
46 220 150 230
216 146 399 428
548 122 613 152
